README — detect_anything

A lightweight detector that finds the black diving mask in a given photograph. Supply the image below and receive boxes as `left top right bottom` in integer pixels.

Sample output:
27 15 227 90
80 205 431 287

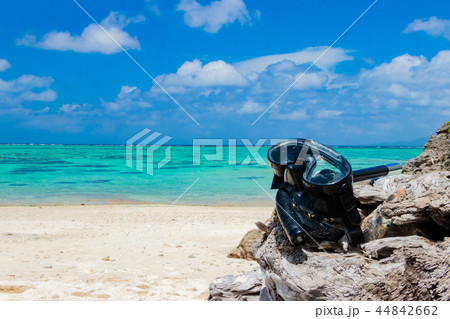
268 139 367 246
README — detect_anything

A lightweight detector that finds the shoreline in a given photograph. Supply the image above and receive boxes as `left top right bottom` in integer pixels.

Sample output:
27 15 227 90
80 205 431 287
0 200 275 208
0 204 273 300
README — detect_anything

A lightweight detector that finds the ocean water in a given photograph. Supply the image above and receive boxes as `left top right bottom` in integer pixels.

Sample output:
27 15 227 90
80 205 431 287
0 145 422 206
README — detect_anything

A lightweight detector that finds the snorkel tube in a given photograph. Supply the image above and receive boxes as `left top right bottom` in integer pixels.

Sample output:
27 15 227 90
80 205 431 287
268 139 402 247
353 163 402 182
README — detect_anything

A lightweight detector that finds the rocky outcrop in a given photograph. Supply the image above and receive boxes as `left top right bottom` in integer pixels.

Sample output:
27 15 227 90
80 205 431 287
361 171 450 241
210 123 450 301
354 174 413 210
250 170 450 301
403 122 450 175
255 225 450 301
208 270 263 301
212 221 449 301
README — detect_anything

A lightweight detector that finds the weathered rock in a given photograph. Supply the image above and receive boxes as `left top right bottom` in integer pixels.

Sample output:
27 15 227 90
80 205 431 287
253 217 450 301
211 123 450 301
361 235 433 259
371 174 414 193
359 236 450 301
361 171 450 241
249 168 450 301
354 184 389 208
227 228 263 260
227 212 276 260
212 171 450 301
208 270 263 301
354 174 414 210
403 122 450 175
255 221 271 234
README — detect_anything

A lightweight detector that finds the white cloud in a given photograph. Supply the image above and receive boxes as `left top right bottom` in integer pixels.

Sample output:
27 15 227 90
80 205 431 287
59 103 94 114
150 47 350 94
271 109 308 121
359 50 450 108
254 9 261 21
292 72 329 90
36 106 50 113
154 59 248 91
104 48 450 126
233 47 353 76
238 100 264 114
404 16 450 40
362 57 375 65
0 59 11 72
17 12 144 54
199 88 221 96
243 59 333 97
146 0 161 16
21 101 100 134
19 90 57 102
316 109 344 118
0 74 57 106
102 86 152 112
361 54 425 83
177 0 249 33
106 47 350 118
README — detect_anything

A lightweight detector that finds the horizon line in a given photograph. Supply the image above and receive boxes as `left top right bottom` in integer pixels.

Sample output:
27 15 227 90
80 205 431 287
0 143 425 148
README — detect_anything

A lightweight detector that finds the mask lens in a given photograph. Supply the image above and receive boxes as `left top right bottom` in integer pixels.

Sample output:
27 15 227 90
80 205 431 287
309 156 346 185
268 139 352 186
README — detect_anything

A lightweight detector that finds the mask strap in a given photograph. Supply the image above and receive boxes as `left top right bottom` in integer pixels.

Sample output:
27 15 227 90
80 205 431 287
338 182 365 245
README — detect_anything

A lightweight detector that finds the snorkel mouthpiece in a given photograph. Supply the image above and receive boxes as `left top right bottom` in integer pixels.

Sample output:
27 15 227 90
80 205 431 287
268 139 365 246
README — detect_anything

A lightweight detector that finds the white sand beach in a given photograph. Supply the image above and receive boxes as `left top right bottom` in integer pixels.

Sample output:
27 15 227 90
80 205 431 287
0 204 273 300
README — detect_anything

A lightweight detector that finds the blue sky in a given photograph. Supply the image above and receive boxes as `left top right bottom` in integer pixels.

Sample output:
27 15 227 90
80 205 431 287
0 0 449 145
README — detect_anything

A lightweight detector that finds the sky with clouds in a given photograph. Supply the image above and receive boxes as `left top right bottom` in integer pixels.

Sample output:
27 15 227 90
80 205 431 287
0 0 449 145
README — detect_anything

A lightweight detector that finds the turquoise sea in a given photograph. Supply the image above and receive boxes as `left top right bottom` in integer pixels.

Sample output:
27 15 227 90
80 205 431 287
0 145 422 206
